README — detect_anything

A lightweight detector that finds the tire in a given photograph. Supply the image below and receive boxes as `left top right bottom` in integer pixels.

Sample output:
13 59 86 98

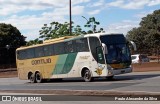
35 72 43 83
106 76 114 81
83 70 93 82
29 73 36 83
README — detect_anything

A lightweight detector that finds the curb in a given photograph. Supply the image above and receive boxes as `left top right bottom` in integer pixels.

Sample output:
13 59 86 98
0 90 160 95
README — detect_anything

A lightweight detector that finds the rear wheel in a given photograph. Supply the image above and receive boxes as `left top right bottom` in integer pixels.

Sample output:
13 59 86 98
35 72 43 83
83 70 93 82
29 73 35 83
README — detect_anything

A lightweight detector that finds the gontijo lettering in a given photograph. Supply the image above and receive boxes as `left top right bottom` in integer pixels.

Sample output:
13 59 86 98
32 58 51 65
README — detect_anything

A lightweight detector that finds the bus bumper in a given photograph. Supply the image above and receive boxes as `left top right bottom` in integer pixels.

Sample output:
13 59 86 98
108 67 132 76
114 67 132 75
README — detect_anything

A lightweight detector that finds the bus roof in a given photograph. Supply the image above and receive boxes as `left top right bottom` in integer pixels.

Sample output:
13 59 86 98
17 33 123 51
43 36 74 44
16 36 79 51
84 33 123 38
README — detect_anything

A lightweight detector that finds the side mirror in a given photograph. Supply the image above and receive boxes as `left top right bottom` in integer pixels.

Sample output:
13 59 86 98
130 41 137 51
102 43 108 54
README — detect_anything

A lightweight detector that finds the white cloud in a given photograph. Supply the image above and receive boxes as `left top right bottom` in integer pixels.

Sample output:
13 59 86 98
122 0 149 9
0 0 159 41
105 20 139 35
0 0 88 16
148 0 160 6
107 0 124 7
87 0 105 7
106 0 160 9
24 30 40 41
0 0 88 40
134 10 154 18
72 0 91 5
53 5 85 16
88 9 101 15
0 14 67 41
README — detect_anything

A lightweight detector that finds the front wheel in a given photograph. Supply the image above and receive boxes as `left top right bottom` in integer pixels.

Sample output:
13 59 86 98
106 76 114 81
83 70 93 82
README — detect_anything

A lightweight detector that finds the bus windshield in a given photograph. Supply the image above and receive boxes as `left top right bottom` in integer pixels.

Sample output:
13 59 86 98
100 35 131 64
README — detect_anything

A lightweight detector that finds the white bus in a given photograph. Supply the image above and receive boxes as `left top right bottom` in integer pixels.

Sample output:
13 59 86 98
16 33 134 83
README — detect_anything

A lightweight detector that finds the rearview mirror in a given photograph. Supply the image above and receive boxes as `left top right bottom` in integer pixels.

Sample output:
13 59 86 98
102 43 108 54
130 41 137 51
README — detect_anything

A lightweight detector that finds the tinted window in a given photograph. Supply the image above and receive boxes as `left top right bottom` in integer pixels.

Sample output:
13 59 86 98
17 38 90 60
75 38 89 52
54 42 65 55
89 37 101 62
26 48 35 59
17 50 27 60
44 45 54 56
35 47 44 57
65 41 75 53
100 35 126 44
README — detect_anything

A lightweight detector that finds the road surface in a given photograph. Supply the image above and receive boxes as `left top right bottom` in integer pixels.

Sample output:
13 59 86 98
0 71 160 103
0 71 160 94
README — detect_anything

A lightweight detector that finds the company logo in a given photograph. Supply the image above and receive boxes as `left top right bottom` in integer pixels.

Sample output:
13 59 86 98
1 96 42 102
2 96 11 101
31 58 51 65
95 65 105 75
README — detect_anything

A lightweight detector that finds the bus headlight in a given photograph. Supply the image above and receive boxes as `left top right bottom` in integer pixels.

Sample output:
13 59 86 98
107 64 113 75
107 64 112 70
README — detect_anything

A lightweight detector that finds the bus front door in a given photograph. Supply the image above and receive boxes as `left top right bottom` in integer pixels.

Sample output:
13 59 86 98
96 46 106 76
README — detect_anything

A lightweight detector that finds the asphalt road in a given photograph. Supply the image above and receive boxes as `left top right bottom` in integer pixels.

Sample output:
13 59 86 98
0 71 160 94
1 71 160 103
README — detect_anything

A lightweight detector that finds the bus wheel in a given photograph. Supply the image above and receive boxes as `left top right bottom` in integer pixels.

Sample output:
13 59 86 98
35 72 43 83
83 70 93 82
29 73 35 83
106 76 114 81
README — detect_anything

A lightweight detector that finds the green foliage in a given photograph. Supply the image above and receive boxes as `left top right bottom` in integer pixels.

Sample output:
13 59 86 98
39 17 105 40
0 23 26 48
84 17 105 33
0 23 26 65
39 21 80 40
126 9 160 54
26 38 43 46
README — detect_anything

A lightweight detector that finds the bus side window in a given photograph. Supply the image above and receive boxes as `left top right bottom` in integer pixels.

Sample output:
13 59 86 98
65 41 72 53
54 42 65 55
44 45 54 56
17 50 26 60
35 47 44 57
26 48 35 59
75 38 89 52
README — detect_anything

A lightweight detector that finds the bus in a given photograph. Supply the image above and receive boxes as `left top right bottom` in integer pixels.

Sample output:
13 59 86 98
16 33 135 83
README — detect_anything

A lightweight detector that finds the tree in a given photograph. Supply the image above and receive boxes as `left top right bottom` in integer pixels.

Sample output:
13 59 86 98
0 23 26 67
126 9 160 55
39 21 80 40
26 38 43 46
126 27 148 53
84 17 105 33
39 17 105 40
0 23 26 48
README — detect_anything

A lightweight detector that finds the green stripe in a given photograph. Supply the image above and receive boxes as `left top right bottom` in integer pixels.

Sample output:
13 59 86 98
52 53 77 75
52 54 68 74
61 53 77 74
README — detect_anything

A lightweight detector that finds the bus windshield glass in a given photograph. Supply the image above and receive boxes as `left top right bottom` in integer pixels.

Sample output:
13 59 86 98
100 35 131 64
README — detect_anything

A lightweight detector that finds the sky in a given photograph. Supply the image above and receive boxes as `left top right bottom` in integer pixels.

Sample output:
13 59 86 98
0 0 160 41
